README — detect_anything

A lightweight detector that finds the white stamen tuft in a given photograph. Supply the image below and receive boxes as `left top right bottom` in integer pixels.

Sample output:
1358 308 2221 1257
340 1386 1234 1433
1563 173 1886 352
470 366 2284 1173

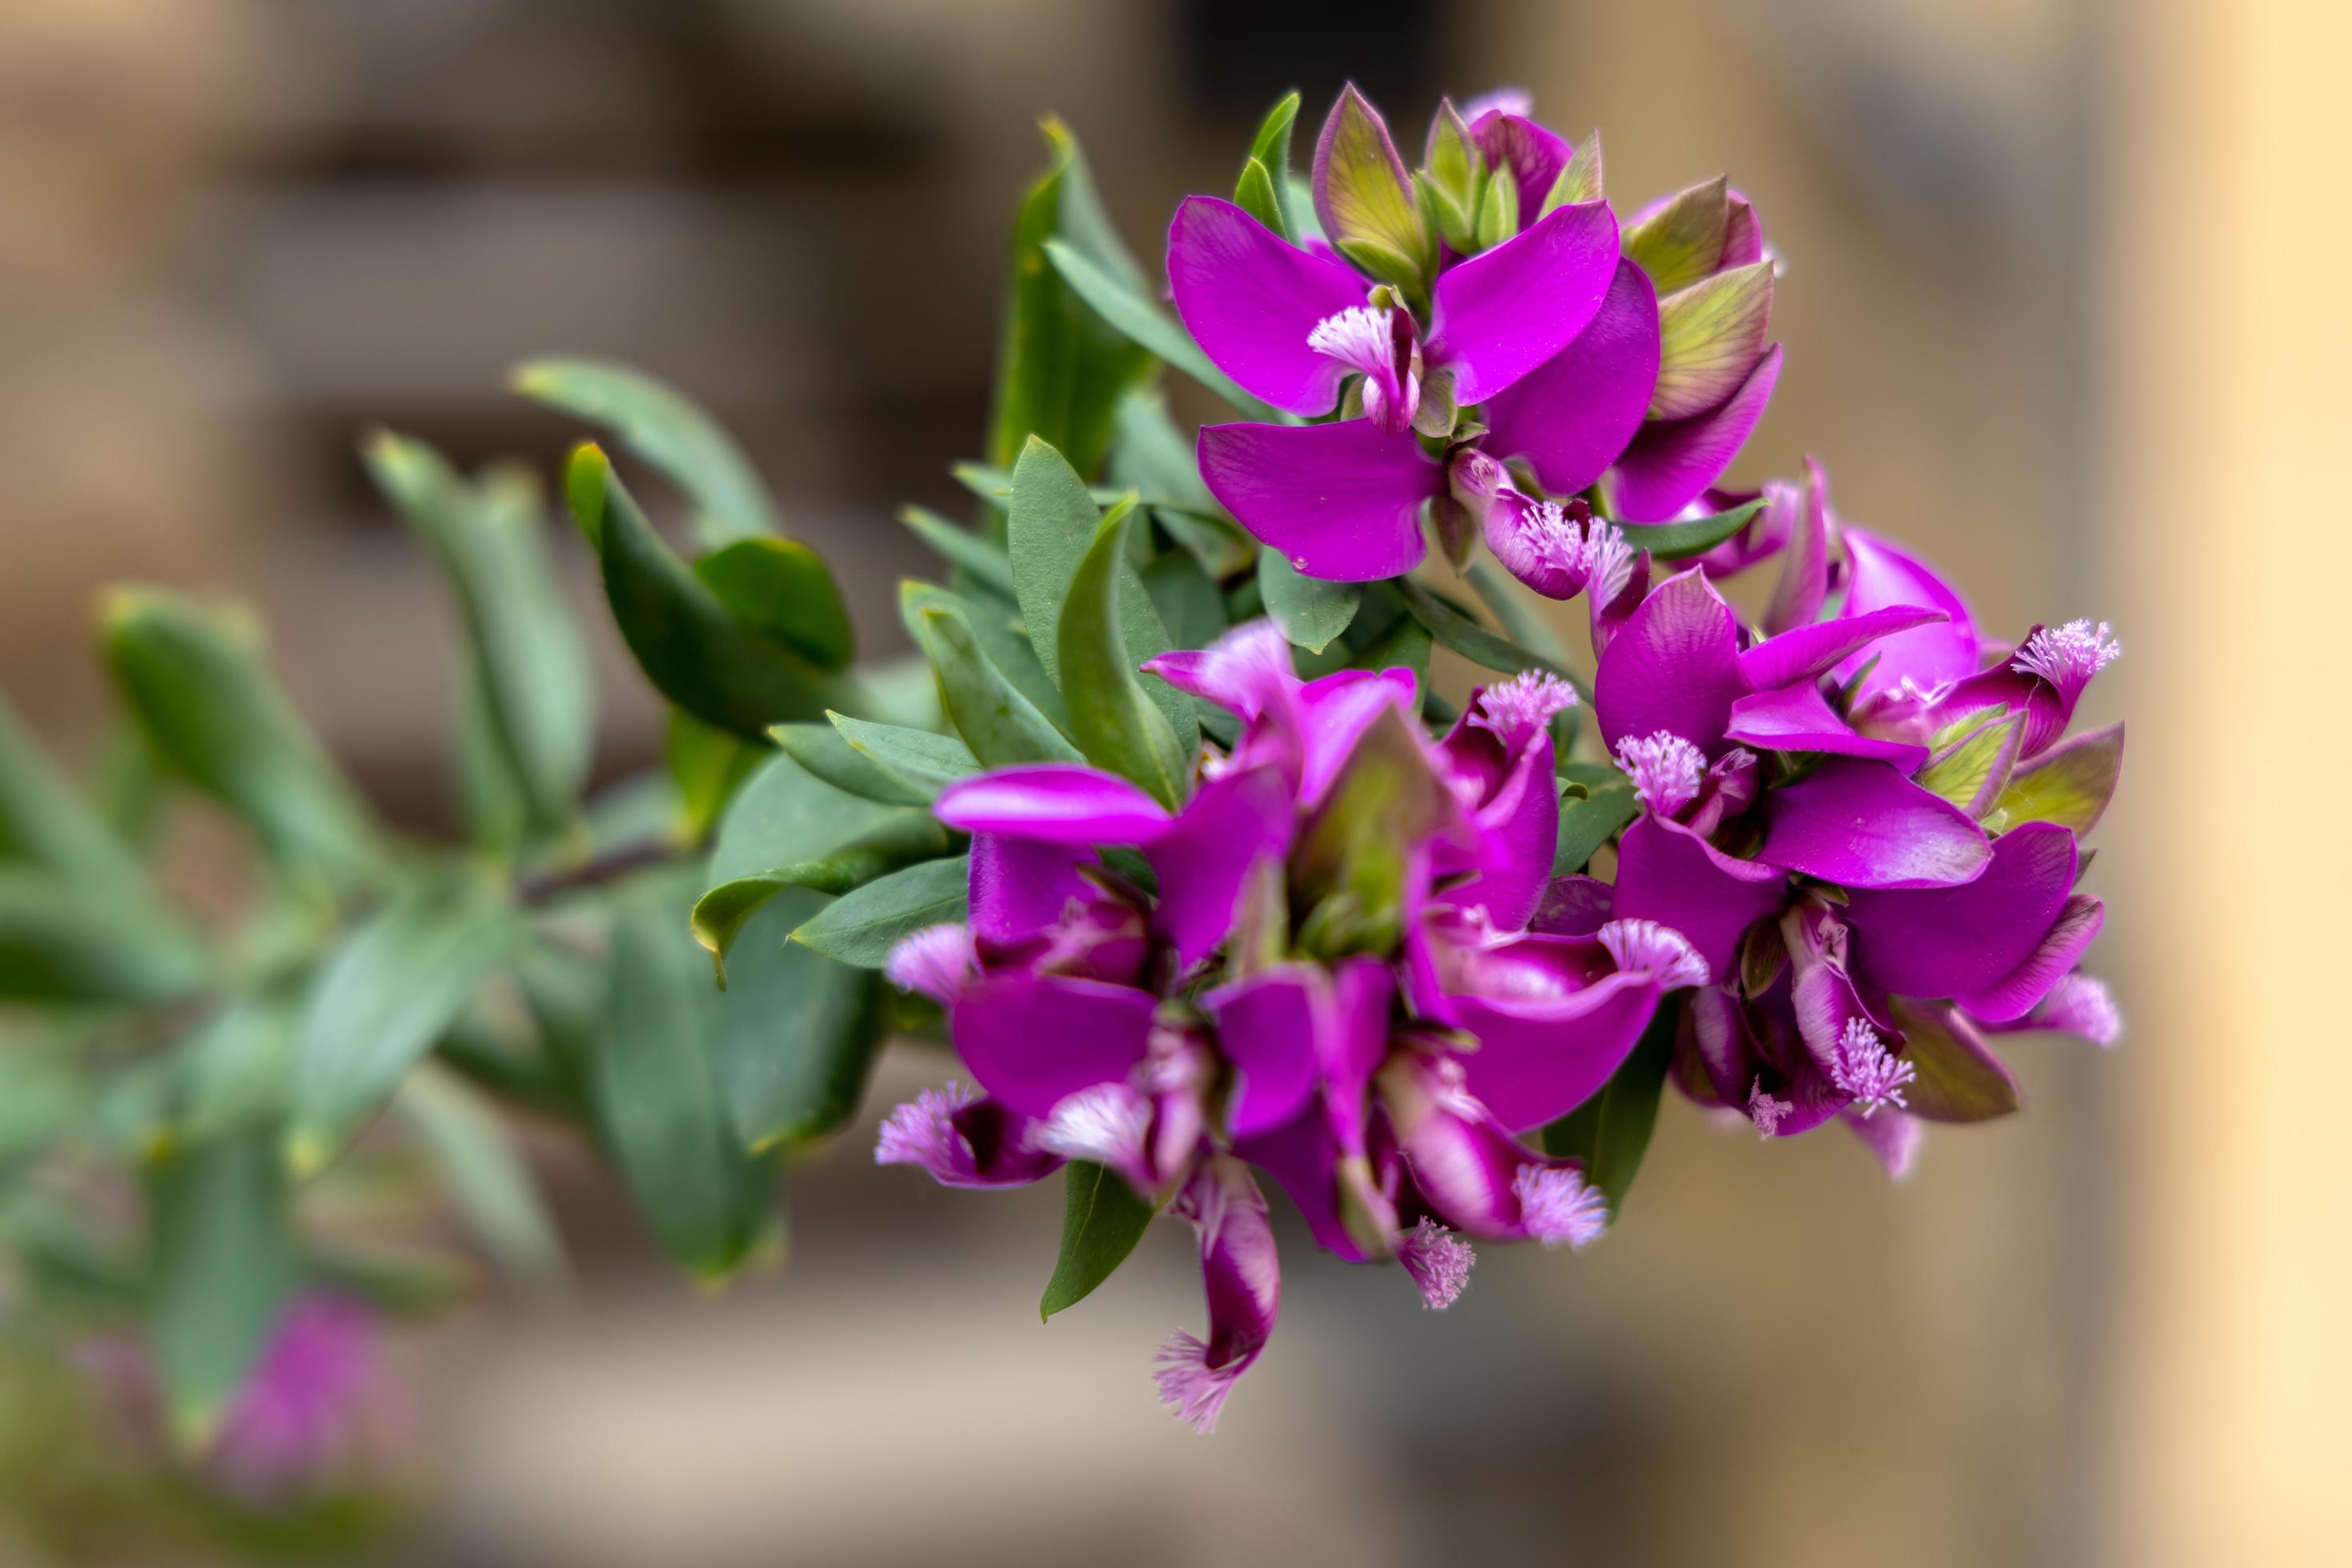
874 1082 982 1177
883 922 975 1004
1306 306 1398 377
1154 1331 1245 1434
2012 619 2122 690
1596 918 1711 990
1396 1218 1475 1309
1747 1078 1794 1139
1512 1165 1609 1250
1028 1082 1153 1174
1830 1018 1915 1118
1579 521 1635 606
1471 670 1578 741
1613 730 1708 817
2034 973 2124 1047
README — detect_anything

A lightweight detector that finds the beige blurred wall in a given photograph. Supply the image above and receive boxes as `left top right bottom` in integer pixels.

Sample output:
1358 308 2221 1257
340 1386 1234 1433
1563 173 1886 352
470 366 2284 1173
2106 2 2352 1565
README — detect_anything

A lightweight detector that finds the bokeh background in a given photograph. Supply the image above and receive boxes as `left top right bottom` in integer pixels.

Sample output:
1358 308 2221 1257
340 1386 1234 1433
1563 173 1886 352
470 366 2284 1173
1 0 2342 1563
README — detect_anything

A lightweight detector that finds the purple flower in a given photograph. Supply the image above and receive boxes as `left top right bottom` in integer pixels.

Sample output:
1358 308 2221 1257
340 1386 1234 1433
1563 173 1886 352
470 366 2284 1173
873 622 1688 1428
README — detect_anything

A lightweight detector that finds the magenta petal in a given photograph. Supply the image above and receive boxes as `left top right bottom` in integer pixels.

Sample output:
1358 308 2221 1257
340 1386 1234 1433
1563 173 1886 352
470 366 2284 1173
1295 666 1419 805
1466 110 1572 218
1426 201 1619 405
1203 965 1328 1138
1167 196 1373 416
1609 344 1783 522
1233 1110 1370 1262
1158 1155 1280 1434
1611 814 1786 976
1725 683 1930 768
1760 758 1991 890
1198 420 1439 582
1593 566 1746 752
1740 606 1948 693
1761 464 1827 636
967 833 1094 946
1452 970 1662 1133
1445 738 1560 932
1480 259 1661 496
874 1083 1062 1189
1841 822 2078 998
1147 766 1296 971
1835 529 1980 696
1957 893 2105 1022
936 765 1174 846
948 974 1156 1119
1842 1106 1922 1179
1141 619 1299 724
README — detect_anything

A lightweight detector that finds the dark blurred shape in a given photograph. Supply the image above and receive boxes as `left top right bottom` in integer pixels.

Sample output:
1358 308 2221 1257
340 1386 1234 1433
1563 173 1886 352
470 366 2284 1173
1178 0 1441 125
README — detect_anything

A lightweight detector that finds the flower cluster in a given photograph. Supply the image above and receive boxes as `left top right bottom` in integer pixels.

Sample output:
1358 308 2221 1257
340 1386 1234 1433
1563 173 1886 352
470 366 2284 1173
871 85 2124 1434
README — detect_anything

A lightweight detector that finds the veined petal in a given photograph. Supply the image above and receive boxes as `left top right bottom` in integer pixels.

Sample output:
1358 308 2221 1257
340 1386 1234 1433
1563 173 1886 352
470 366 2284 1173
1740 606 1949 693
1760 463 1827 635
937 766 1174 846
1158 1156 1281 1434
1147 766 1298 971
1426 201 1620 405
1313 85 1422 262
1835 529 1980 697
1168 196 1377 415
966 833 1094 946
949 974 1157 1120
1385 1058 1606 1245
1466 110 1573 218
1648 262 1774 419
1725 683 1930 768
1203 965 1329 1139
1607 344 1782 522
1957 893 2105 1022
1611 814 1787 977
1593 566 1746 752
1452 970 1662 1132
1841 822 2077 998
1481 259 1661 495
1295 666 1421 806
1759 758 1991 890
1198 420 1440 582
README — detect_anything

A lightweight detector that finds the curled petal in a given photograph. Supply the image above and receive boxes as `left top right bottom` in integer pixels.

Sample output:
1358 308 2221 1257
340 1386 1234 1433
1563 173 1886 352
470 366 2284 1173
1198 420 1441 582
1611 814 1786 978
1607 344 1782 522
1842 822 2078 998
966 833 1092 946
1147 766 1298 971
1593 567 1746 754
1450 965 1662 1134
1739 606 1950 694
874 1083 1061 1189
1202 965 1327 1138
1842 1106 1922 1180
948 975 1157 1120
1426 200 1620 404
1762 458 1829 635
1758 758 1992 890
1724 683 1930 769
1836 529 1980 698
936 766 1174 846
1141 619 1299 724
1957 893 2106 1023
1167 196 1372 415
1157 1156 1281 1434
1466 110 1571 216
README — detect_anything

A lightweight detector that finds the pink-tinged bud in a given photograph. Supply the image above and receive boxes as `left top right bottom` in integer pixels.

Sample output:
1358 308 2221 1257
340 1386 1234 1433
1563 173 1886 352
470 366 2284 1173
1396 1218 1476 1308
1595 918 1710 990
1829 1018 1915 1118
1511 1164 1608 1250
883 922 976 1003
1613 730 1707 817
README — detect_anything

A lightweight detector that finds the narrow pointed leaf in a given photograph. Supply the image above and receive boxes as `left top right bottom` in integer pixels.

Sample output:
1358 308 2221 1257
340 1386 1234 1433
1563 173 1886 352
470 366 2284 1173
826 714 982 799
715 891 885 1150
770 722 934 807
0 870 208 1004
1610 497 1767 560
145 1128 298 1447
513 358 780 548
910 600 1082 768
1039 1161 1155 1319
692 537 855 670
789 854 971 968
1397 578 1586 695
1246 91 1303 236
1553 780 1640 874
397 1066 569 1288
1058 505 1190 806
899 506 1017 597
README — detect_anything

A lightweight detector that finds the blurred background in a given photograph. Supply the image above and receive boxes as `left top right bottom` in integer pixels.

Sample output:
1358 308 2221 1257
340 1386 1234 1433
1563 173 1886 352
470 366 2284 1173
0 0 2342 1563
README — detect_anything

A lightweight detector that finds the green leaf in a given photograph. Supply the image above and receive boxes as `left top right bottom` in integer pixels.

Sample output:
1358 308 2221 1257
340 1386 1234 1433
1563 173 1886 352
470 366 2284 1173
1110 389 1253 579
1396 578 1588 697
910 598 1082 769
567 444 858 738
1474 154 1522 248
366 435 594 833
176 978 304 1142
0 869 207 1003
1234 156 1288 238
597 883 779 1281
1610 497 1768 561
1347 606 1432 693
715 890 884 1150
1141 553 1227 656
666 709 767 843
770 722 933 807
899 506 1017 598
900 579 1069 731
1619 176 1730 297
288 876 518 1173
1039 1161 1154 1319
1043 239 1286 423
1542 994 1678 1217
1059 504 1190 806
512 358 781 549
1006 439 1194 750
826 713 982 799
1993 722 2123 836
1540 129 1606 213
707 750 914 882
1554 779 1640 874
790 854 970 969
144 1127 298 1446
1245 91 1302 237
1464 560 1573 666
1650 262 1774 419
691 537 855 670
0 685 151 897
1258 552 1363 653
987 126 1157 476
101 588 388 890
694 808 950 974
396 1066 569 1288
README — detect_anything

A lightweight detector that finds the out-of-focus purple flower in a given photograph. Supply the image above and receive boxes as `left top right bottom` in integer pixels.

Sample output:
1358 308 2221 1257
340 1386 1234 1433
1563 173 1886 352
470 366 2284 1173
206 1295 406 1507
